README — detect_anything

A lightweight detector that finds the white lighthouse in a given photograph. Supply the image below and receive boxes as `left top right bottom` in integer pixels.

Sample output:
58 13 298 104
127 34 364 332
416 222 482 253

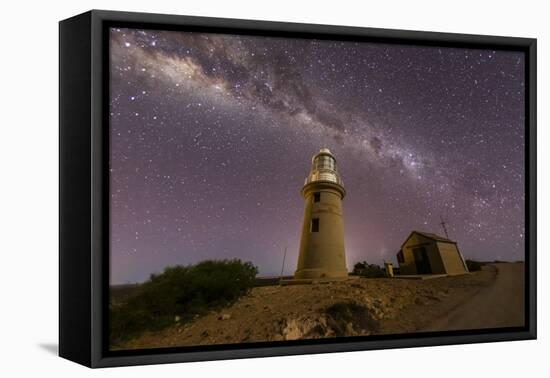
293 148 348 281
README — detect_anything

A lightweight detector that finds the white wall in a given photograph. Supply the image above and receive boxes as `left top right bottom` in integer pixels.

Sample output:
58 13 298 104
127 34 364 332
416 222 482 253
0 0 546 377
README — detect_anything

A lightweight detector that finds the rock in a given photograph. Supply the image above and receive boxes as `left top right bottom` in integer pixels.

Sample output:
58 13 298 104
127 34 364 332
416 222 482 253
363 297 374 307
371 308 385 320
174 315 181 323
282 316 328 340
219 313 231 320
282 319 306 340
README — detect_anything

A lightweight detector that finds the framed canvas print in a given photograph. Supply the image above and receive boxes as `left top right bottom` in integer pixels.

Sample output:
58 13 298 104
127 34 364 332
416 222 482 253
59 10 536 368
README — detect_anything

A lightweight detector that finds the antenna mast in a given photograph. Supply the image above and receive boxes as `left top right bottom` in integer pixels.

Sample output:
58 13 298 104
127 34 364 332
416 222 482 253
439 215 449 239
279 246 288 279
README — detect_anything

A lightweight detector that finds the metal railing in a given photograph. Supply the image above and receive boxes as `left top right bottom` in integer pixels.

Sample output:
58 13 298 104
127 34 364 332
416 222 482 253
304 170 344 186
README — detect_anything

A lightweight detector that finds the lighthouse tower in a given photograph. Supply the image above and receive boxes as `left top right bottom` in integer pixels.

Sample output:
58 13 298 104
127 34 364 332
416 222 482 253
294 148 348 280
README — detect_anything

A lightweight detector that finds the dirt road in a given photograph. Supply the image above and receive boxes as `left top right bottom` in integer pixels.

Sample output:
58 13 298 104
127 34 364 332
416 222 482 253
422 263 524 331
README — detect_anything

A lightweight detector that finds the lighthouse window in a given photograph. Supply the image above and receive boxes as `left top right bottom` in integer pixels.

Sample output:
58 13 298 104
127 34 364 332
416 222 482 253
313 192 321 202
316 156 335 170
311 218 320 232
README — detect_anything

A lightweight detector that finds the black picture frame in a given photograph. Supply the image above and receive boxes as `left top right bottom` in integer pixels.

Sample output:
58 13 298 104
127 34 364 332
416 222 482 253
59 9 537 368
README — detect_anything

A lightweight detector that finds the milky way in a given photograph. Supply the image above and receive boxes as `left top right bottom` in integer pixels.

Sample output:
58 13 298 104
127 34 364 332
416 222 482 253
109 27 525 284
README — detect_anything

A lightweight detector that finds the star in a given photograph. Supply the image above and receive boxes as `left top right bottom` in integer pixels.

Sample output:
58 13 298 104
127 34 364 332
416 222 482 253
108 27 526 284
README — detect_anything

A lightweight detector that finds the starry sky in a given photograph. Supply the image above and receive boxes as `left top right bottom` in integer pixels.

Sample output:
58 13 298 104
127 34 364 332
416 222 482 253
109 27 525 285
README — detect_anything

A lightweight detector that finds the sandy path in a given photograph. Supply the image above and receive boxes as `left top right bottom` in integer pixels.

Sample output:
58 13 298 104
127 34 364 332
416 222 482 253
422 263 524 331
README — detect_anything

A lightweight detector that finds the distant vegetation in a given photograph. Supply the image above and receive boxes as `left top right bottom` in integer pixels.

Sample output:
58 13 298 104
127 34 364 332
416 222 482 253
465 259 483 272
352 261 386 278
110 259 258 344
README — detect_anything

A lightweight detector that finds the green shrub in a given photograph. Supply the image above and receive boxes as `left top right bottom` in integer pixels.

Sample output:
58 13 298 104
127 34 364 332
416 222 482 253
465 259 483 272
352 261 386 278
110 259 258 344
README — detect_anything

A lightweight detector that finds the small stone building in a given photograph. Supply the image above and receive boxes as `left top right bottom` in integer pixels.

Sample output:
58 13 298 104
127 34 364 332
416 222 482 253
396 231 468 275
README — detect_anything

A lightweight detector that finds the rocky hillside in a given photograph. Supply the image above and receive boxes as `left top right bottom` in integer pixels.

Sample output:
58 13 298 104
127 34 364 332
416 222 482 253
114 266 498 350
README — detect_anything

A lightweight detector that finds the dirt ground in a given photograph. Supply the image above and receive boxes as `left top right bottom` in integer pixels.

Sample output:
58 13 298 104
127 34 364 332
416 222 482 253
421 263 524 331
113 263 524 350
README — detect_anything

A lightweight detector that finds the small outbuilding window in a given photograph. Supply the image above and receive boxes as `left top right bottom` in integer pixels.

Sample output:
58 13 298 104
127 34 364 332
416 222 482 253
313 192 321 203
311 218 320 232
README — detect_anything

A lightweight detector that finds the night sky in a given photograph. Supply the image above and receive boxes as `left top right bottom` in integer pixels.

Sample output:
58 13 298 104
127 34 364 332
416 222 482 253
109 27 525 285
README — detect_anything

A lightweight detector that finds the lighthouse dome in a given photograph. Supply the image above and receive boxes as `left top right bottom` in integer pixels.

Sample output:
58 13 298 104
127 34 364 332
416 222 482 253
304 148 344 187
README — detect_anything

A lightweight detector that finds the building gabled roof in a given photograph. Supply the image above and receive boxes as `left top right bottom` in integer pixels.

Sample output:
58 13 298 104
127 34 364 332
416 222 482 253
399 230 457 250
414 231 456 243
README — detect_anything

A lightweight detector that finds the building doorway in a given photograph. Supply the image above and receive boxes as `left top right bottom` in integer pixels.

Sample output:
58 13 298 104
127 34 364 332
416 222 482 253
413 247 432 274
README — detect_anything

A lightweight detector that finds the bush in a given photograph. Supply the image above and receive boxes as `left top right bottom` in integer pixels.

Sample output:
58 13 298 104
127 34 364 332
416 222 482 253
465 259 483 272
110 259 258 344
352 261 386 278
